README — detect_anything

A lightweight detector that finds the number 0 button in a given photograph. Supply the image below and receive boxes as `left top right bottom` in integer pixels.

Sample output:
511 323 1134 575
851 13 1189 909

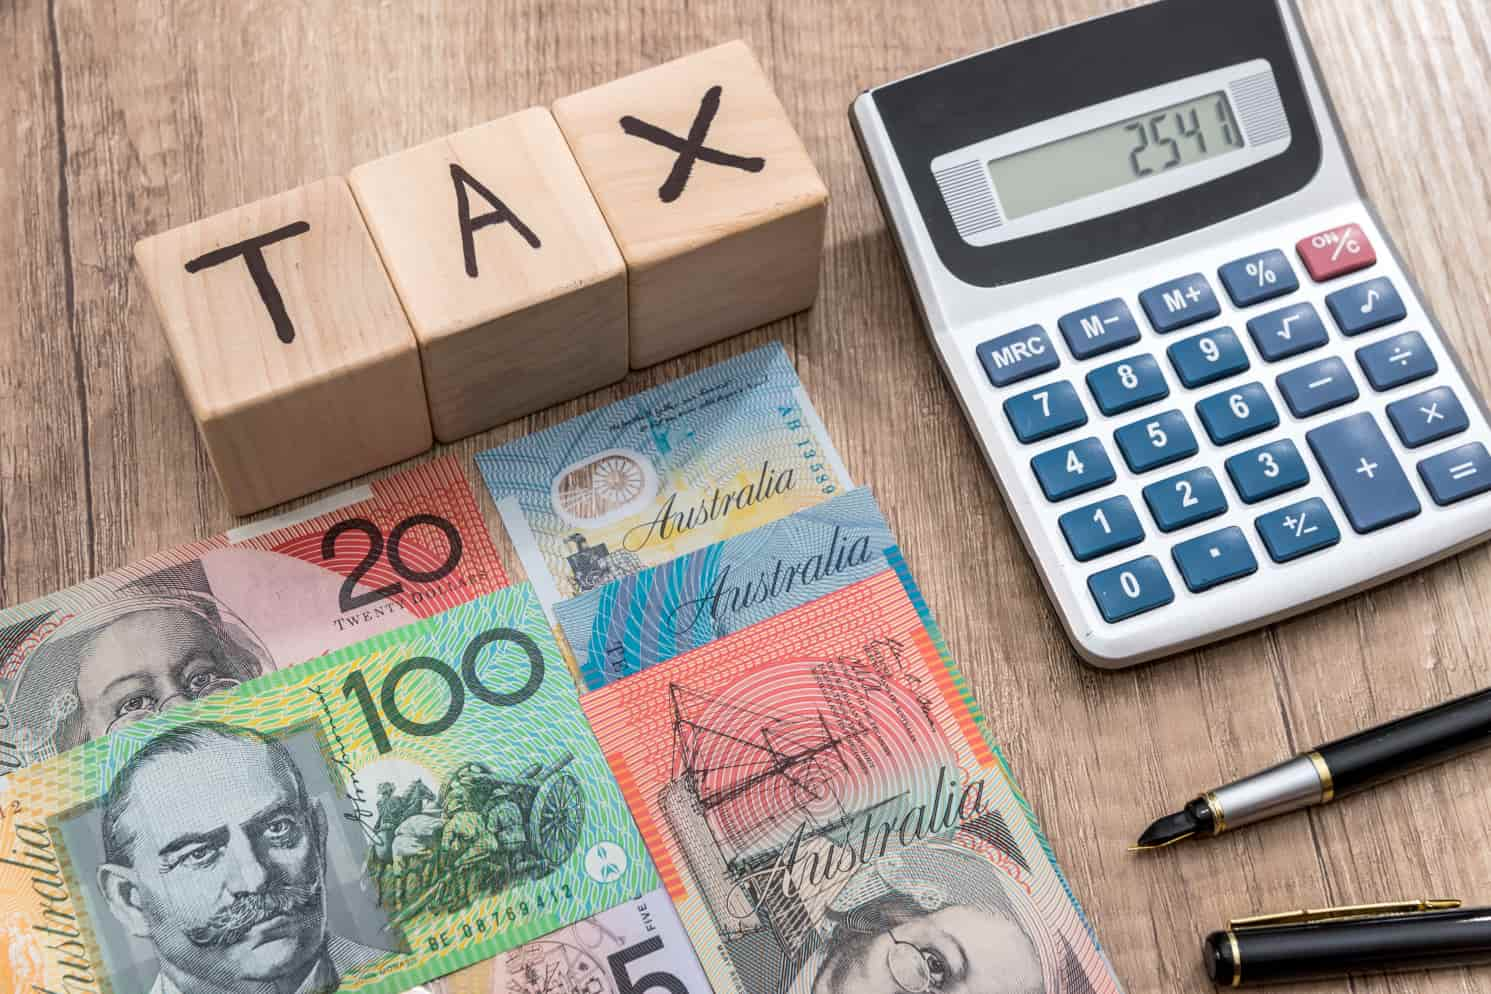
1088 556 1175 623
1031 437 1116 501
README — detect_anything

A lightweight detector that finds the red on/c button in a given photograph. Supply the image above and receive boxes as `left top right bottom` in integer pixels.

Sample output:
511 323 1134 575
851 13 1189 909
1296 223 1377 282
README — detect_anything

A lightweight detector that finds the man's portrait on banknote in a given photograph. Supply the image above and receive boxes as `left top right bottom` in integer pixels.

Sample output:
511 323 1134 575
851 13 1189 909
3 562 272 765
59 722 398 994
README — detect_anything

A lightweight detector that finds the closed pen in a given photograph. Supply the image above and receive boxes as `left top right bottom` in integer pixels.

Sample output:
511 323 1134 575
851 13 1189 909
1204 900 1491 986
1134 686 1491 850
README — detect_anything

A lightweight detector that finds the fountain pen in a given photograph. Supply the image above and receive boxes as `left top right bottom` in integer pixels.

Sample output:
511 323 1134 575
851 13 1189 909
1133 686 1491 851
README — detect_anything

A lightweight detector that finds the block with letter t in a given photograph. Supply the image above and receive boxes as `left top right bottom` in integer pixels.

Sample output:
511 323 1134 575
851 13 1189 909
552 40 829 368
134 177 433 515
349 108 628 442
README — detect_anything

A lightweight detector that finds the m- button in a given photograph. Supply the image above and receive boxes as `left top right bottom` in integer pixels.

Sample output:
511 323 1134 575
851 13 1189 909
977 325 1060 387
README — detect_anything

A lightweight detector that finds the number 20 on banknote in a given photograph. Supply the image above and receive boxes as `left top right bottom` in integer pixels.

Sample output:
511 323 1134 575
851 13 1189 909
0 587 654 994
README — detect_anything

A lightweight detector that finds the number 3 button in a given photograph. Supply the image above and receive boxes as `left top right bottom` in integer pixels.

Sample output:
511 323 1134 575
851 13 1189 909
1088 556 1175 623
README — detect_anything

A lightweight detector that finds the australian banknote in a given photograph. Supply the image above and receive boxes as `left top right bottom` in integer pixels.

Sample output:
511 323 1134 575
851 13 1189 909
423 887 709 994
475 344 851 617
0 586 656 994
0 457 508 774
556 488 893 690
581 557 1123 994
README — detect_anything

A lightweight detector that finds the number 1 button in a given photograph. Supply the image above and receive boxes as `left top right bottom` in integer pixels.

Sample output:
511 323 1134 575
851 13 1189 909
1059 495 1144 562
1089 556 1174 623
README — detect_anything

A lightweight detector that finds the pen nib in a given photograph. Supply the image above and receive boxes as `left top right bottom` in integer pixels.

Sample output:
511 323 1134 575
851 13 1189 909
1130 809 1203 852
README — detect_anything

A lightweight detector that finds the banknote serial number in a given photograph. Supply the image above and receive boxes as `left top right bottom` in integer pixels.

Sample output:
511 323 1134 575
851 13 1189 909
424 881 575 950
322 514 463 613
342 627 544 753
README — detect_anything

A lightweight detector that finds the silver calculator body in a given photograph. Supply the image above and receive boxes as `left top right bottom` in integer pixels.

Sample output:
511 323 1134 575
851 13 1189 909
852 0 1491 667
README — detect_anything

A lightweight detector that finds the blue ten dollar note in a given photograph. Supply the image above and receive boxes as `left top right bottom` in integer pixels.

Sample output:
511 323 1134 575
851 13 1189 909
475 344 851 617
555 488 894 690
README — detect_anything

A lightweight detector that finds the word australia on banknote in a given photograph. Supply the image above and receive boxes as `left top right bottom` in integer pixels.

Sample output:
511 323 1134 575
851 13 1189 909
557 488 893 690
0 586 655 994
583 561 1124 994
0 457 507 773
476 344 851 615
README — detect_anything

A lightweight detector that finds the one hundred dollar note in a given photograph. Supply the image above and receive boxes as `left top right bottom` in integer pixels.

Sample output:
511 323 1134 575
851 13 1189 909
475 344 850 617
581 557 1124 994
0 457 508 773
556 488 893 690
0 586 656 994
423 887 709 994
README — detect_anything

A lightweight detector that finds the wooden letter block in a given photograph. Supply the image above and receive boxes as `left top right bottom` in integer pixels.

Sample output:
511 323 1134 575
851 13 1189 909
134 177 433 514
349 108 628 442
552 40 829 368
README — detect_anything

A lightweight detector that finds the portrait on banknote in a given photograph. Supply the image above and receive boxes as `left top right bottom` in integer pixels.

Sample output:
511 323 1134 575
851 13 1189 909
57 722 402 994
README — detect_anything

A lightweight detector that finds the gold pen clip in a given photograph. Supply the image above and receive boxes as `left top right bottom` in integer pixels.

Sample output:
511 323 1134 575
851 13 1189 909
1230 898 1462 930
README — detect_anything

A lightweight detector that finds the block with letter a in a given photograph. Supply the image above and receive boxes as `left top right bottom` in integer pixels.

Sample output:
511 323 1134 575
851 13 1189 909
349 108 628 441
552 40 829 368
134 177 432 515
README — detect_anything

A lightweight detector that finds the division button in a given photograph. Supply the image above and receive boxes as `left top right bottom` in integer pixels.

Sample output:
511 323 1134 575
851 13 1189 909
1306 412 1421 533
1356 331 1436 391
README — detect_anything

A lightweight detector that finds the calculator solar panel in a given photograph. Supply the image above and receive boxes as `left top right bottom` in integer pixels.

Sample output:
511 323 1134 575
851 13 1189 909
852 0 1491 666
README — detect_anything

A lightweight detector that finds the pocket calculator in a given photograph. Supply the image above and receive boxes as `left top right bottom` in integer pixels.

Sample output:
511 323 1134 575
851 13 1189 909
852 0 1491 667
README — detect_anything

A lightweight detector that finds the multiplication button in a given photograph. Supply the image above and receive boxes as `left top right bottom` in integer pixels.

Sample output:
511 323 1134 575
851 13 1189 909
1306 412 1420 533
1088 556 1174 623
1256 498 1341 562
1387 386 1468 448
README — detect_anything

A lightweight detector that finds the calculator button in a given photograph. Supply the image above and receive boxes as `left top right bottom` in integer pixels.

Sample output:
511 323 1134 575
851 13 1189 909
1172 526 1258 593
1058 299 1142 360
1004 381 1087 443
1218 250 1299 308
1297 223 1377 282
1139 273 1221 334
1087 556 1174 623
1143 467 1228 532
1246 302 1329 362
1356 331 1437 391
1167 328 1250 388
1031 437 1116 501
1086 355 1169 416
977 325 1060 387
1114 410 1198 473
1417 443 1491 506
1326 276 1406 336
1306 413 1421 533
1388 386 1469 448
1255 498 1341 563
1196 383 1279 445
1276 357 1358 418
1225 439 1310 503
1059 495 1145 562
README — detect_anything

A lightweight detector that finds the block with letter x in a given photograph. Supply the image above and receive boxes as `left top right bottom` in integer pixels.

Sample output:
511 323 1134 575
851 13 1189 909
553 40 829 367
134 178 432 514
350 108 627 441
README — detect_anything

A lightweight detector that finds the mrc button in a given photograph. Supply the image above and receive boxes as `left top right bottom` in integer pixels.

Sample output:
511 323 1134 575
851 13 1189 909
977 325 1060 387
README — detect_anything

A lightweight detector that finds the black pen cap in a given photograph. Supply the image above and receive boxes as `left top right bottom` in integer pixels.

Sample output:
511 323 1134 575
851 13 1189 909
1202 931 1238 985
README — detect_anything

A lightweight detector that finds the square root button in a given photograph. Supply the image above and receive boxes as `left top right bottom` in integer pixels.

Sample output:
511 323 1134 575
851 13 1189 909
977 325 1060 387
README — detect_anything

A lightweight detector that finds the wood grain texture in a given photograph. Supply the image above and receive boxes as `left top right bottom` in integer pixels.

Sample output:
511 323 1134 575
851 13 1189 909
3 1 1490 991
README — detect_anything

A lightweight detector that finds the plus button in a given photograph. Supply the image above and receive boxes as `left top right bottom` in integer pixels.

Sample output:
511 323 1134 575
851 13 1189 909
1356 457 1378 480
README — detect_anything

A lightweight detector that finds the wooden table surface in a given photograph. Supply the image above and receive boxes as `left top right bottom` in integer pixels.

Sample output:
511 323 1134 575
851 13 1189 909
6 1 1491 991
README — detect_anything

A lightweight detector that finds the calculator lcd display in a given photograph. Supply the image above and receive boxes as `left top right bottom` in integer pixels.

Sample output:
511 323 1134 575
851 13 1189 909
987 91 1246 221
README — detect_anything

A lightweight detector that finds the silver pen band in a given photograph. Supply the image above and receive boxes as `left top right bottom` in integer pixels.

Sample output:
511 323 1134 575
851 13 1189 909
1208 752 1333 833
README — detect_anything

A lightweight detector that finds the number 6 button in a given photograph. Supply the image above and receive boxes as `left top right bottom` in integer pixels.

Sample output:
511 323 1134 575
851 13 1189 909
1088 556 1174 623
1196 382 1279 444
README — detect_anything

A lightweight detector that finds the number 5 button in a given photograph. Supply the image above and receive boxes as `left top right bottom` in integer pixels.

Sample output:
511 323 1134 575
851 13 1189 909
1088 556 1174 623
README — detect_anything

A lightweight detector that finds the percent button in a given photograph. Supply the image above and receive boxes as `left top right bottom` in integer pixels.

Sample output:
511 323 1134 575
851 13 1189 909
1219 249 1299 308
